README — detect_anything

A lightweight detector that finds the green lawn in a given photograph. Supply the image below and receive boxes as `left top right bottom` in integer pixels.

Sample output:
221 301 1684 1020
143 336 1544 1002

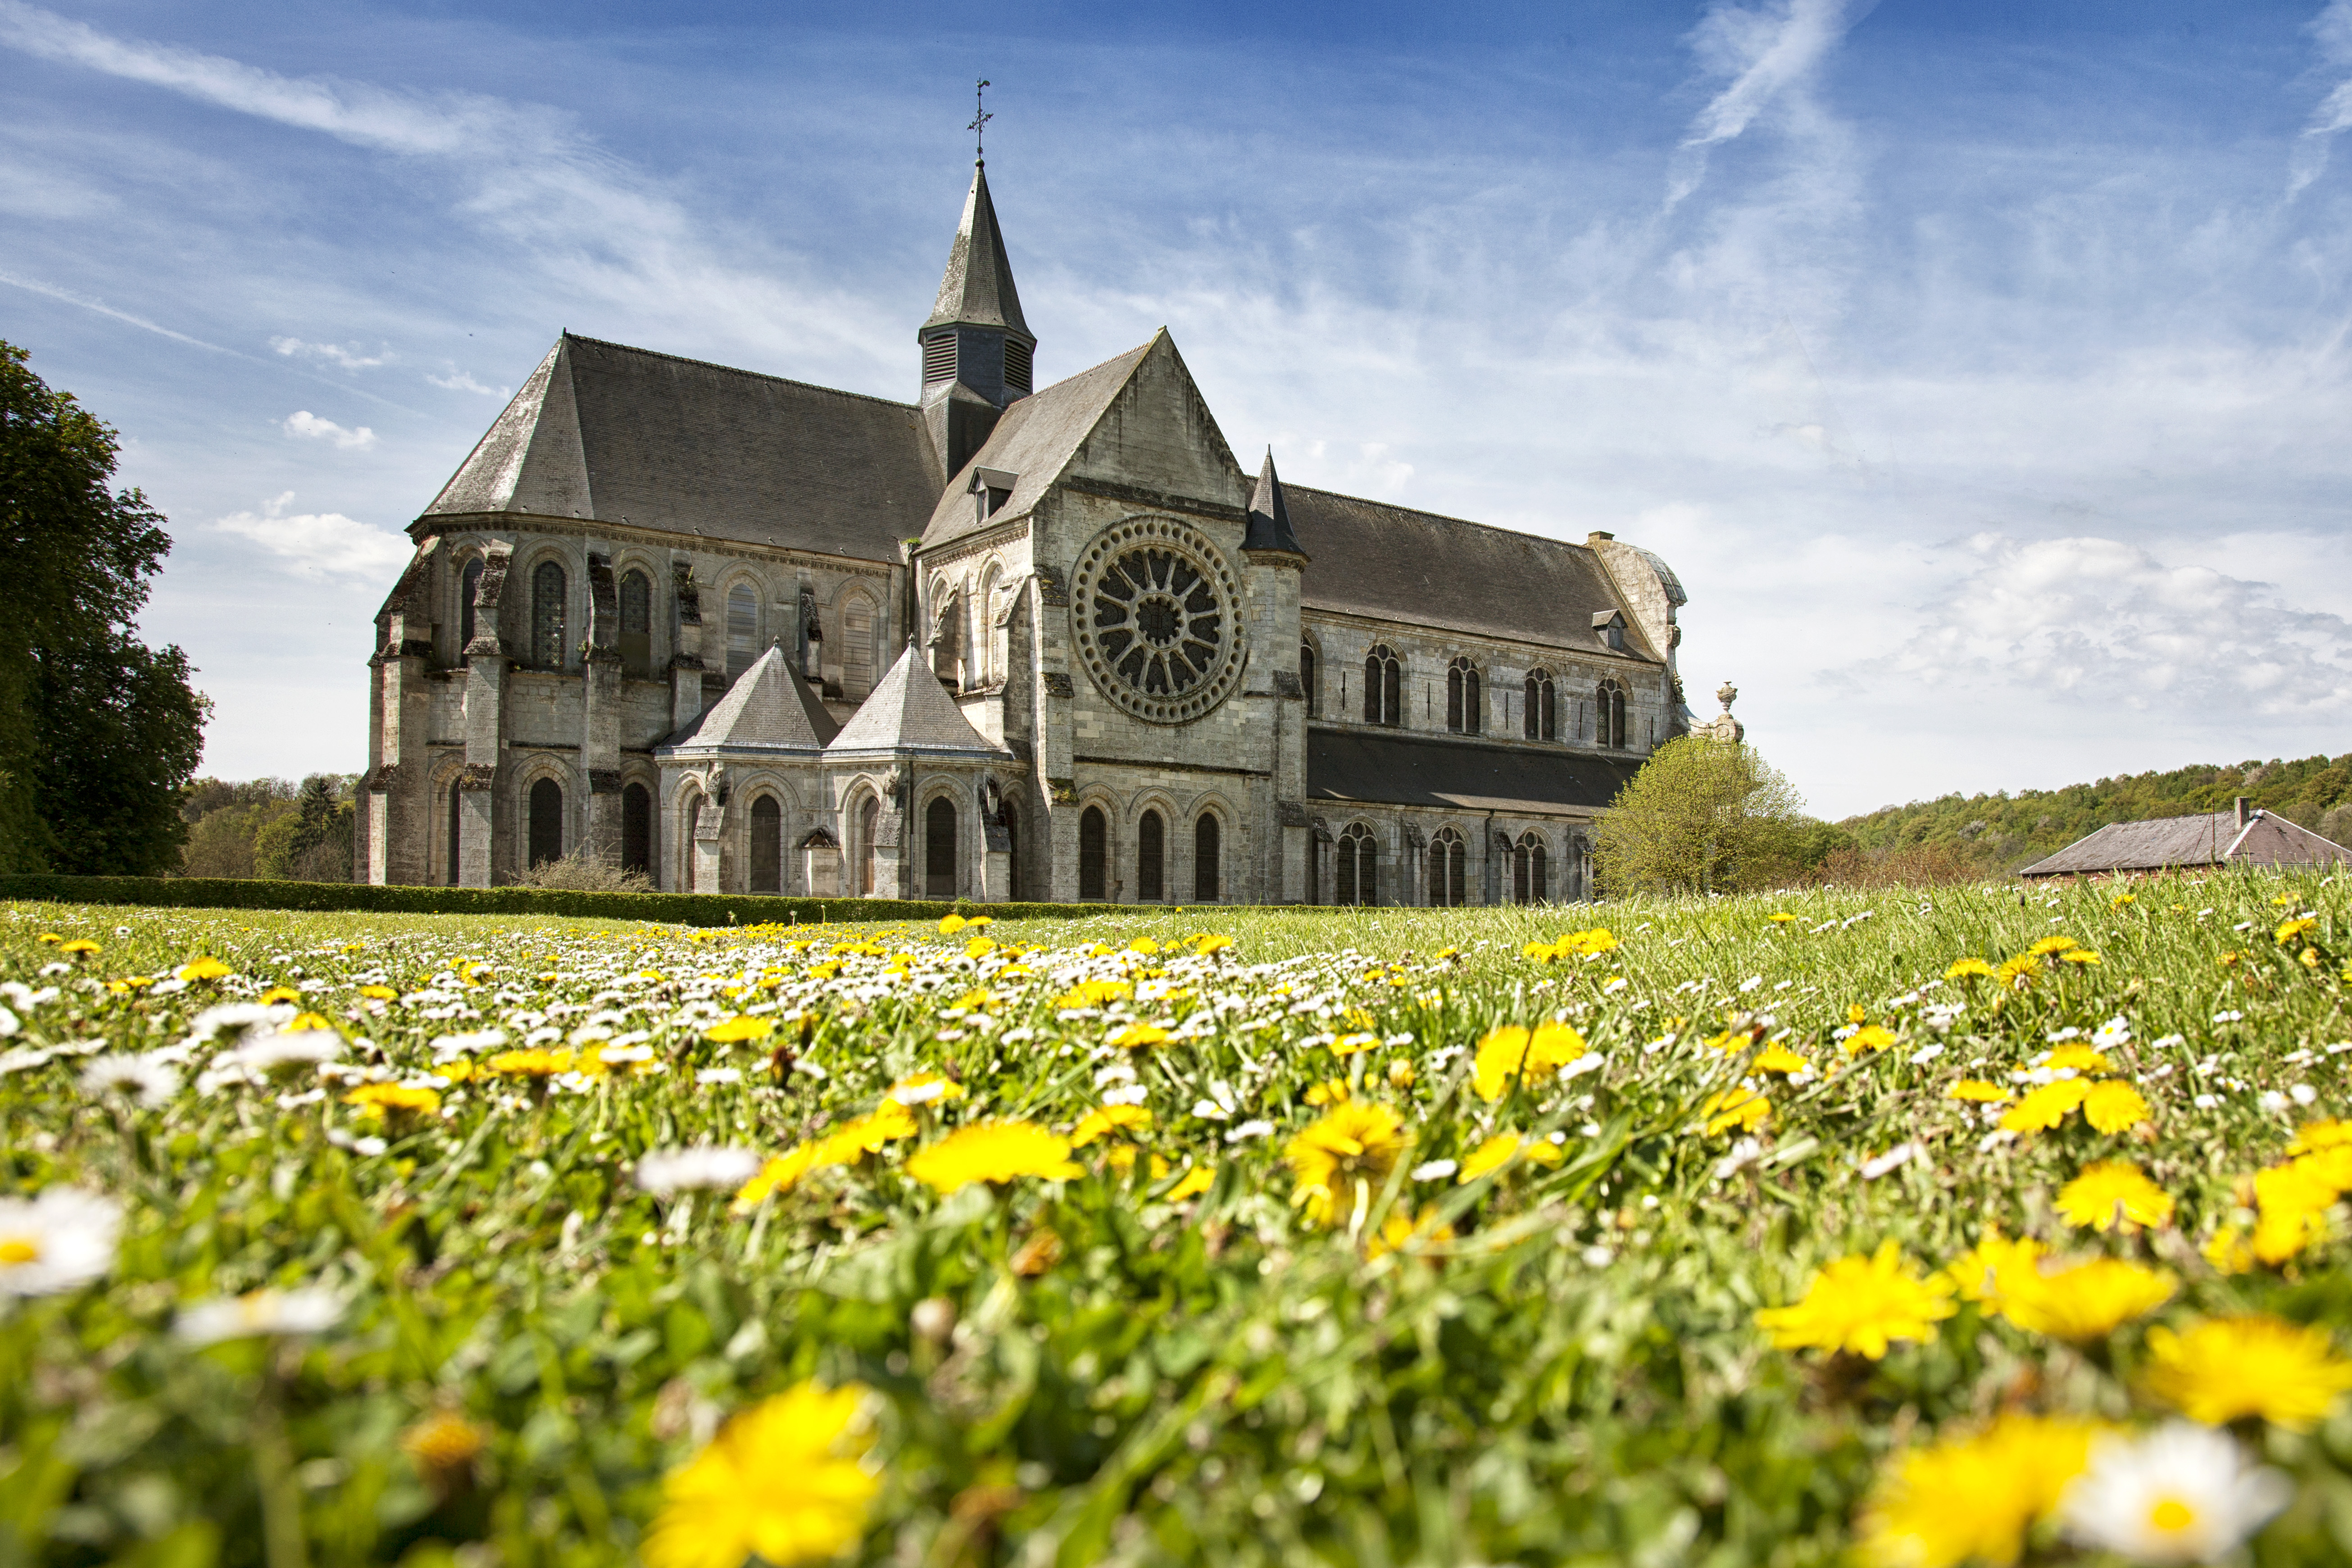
5 873 2352 1567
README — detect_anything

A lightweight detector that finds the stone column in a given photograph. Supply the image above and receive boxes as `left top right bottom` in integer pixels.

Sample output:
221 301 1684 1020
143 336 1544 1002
365 540 442 885
456 545 512 888
692 796 725 894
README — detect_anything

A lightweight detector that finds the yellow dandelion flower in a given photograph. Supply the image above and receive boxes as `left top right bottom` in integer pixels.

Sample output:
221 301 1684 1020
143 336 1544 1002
342 1083 441 1119
1052 979 1132 1009
34 932 59 944
1843 1024 1898 1056
2275 916 2318 946
704 1016 777 1044
1699 1086 1770 1136
1943 957 1995 982
1330 1032 1380 1056
643 1381 877 1568
357 984 398 1000
286 1012 339 1034
1458 1132 1564 1183
812 1102 917 1165
1999 1257 2175 1341
1753 1045 1809 1074
400 1409 488 1477
1995 953 2042 989
2287 1119 2352 1156
1068 1104 1152 1148
2142 1315 2352 1432
1753 1241 1956 1360
1386 1059 1417 1088
2027 935 2080 957
2082 1080 2151 1134
177 957 232 982
1163 1164 1215 1201
731 1146 822 1212
937 914 967 935
1857 1413 2103 1568
963 937 995 959
1102 1146 1170 1178
884 1071 966 1108
1521 939 1563 962
2044 1043 2111 1073
1768 911 1798 924
485 1048 570 1078
1555 927 1618 955
1302 1078 1350 1106
256 985 301 1005
1283 1101 1407 1229
904 1121 1082 1194
2055 1160 2174 1232
2203 1224 2258 1275
2109 892 2136 910
1469 1020 1588 1102
1847 1003 1870 1026
1365 1205 1456 1260
1942 1230 2045 1306
1999 1078 2089 1133
2057 949 2101 966
1108 1022 1171 1049
1129 937 1159 955
57 939 100 956
1946 1079 2010 1102
2252 1204 2327 1266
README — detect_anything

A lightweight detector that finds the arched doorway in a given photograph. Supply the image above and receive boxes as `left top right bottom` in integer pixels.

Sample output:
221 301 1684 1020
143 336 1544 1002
622 783 652 877
527 778 563 868
749 795 781 893
1079 806 1107 900
1137 810 1165 902
925 796 956 899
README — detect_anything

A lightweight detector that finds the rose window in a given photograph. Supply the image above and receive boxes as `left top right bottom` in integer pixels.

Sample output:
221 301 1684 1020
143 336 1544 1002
1070 518 1245 724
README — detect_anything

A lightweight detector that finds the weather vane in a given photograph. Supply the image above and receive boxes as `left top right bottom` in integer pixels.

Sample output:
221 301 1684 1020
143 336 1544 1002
968 79 992 163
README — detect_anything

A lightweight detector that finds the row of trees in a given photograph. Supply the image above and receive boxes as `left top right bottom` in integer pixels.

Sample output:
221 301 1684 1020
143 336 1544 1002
180 775 357 882
0 341 209 873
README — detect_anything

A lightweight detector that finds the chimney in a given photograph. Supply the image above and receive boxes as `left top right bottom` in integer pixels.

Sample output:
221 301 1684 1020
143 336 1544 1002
2235 796 2252 829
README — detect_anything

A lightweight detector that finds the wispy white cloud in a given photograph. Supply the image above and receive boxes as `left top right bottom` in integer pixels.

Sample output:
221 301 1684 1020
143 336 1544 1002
1896 533 2352 716
426 368 509 399
1665 0 1868 211
2288 0 2352 198
0 266 230 351
215 492 410 579
270 336 387 371
281 410 376 450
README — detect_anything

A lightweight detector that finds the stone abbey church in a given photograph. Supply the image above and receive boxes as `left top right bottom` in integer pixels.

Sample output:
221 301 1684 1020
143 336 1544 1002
361 162 1694 905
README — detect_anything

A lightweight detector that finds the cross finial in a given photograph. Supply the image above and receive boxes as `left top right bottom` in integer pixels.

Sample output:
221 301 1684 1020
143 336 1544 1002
967 79 993 164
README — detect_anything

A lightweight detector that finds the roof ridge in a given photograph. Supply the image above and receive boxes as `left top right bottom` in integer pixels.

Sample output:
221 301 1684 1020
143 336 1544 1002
558 332 919 414
1286 483 1597 554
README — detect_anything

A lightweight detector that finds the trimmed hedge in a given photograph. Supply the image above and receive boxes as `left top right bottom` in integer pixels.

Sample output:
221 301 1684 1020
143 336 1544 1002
0 875 1140 928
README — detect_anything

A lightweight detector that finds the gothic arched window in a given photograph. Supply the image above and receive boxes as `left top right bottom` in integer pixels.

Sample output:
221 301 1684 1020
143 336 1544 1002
1336 823 1378 906
459 557 484 660
619 570 653 677
445 783 463 886
1429 826 1466 907
1597 678 1626 748
1300 642 1318 718
1363 645 1401 726
531 562 567 669
1447 657 1481 733
622 783 653 877
925 797 957 899
1512 832 1548 904
1194 813 1221 903
527 777 563 868
726 583 759 682
750 795 782 894
1137 810 1165 903
1079 806 1108 900
1525 668 1556 741
857 795 881 895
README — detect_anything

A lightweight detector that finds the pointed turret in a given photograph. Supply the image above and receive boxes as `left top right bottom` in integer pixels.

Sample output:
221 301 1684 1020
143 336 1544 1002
919 163 1037 479
1244 448 1307 559
827 641 1007 760
656 644 839 756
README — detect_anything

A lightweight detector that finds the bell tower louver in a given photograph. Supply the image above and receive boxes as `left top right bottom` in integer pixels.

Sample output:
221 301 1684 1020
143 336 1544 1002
919 160 1035 478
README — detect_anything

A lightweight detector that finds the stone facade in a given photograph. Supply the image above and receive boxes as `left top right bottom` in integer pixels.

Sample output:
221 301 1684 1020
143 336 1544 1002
362 162 1692 905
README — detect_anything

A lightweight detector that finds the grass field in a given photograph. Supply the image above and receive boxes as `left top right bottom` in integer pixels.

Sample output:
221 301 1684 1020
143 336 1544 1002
5 874 2352 1568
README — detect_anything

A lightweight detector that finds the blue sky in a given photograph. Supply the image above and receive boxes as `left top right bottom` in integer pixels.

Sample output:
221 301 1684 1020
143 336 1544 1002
4 0 2350 818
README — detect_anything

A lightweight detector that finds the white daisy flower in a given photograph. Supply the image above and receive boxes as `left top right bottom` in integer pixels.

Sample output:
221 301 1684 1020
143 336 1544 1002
0 1186 123 1297
230 1029 345 1079
77 1052 182 1108
695 1067 742 1085
185 1002 297 1044
2061 1422 2290 1565
175 1287 345 1345
632 1145 765 1195
1410 1159 1459 1182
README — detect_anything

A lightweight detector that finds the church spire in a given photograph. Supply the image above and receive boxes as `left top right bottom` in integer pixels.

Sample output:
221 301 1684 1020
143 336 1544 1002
919 156 1036 479
1244 447 1307 559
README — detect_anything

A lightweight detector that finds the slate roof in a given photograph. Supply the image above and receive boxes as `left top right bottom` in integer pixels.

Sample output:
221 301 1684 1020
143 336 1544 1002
657 645 840 755
924 163 1031 339
1308 728 1639 816
2020 811 2352 877
919 340 1157 548
1244 450 1306 557
826 643 1008 759
419 334 939 563
1289 487 1659 660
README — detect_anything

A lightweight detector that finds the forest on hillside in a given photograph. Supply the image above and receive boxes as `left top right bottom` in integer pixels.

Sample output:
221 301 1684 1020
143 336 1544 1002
1836 754 2352 875
177 774 358 881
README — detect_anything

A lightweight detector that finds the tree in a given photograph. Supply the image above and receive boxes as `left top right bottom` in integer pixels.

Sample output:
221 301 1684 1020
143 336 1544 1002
0 341 209 871
253 774 356 882
1593 737 1808 897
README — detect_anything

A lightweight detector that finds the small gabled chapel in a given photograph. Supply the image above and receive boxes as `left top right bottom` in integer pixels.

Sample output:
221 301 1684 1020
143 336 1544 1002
362 158 1694 904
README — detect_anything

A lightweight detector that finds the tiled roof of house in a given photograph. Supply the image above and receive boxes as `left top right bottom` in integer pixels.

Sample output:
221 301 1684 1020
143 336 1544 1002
2019 810 2352 877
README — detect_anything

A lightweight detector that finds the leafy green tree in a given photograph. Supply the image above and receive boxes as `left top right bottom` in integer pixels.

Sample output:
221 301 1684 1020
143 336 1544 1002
1594 737 1808 896
0 341 209 872
253 775 356 882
